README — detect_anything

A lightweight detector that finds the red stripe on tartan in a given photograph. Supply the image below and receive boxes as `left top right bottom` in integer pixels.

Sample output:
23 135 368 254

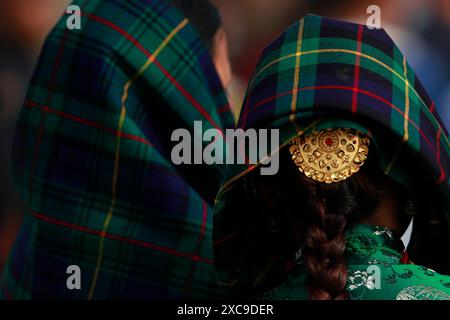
83 13 221 130
247 85 445 179
30 210 213 265
430 101 435 113
155 60 222 130
83 13 149 61
183 200 209 297
436 128 445 184
217 104 231 114
352 25 364 114
24 101 152 146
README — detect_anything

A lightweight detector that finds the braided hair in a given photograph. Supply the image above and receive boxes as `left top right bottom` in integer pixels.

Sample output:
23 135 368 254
245 147 388 299
243 133 448 299
284 147 387 299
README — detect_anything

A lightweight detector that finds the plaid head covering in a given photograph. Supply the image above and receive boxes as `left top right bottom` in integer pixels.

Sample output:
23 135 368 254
1 0 234 299
213 14 450 298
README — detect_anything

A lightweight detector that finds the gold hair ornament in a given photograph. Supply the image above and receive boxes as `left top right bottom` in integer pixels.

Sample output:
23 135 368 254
289 128 370 184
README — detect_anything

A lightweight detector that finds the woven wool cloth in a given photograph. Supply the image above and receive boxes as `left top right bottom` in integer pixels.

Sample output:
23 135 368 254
1 0 234 299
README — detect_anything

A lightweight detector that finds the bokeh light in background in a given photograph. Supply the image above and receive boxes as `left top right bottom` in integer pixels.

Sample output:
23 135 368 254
0 0 449 270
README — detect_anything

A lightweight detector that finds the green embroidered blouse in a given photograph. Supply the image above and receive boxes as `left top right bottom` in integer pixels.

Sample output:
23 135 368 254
259 224 450 300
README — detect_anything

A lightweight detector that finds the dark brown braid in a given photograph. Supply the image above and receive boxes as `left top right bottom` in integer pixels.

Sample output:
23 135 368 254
303 184 348 299
281 148 387 300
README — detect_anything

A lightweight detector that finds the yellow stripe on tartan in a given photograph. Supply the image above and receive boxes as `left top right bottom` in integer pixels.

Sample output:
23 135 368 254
88 18 189 300
251 49 405 91
289 19 305 134
402 57 410 143
249 48 449 146
385 57 410 175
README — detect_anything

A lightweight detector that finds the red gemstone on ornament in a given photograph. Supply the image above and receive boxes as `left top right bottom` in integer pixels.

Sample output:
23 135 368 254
325 137 333 146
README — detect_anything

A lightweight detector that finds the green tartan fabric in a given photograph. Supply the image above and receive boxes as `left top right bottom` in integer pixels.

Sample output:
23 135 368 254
1 0 234 299
213 14 450 298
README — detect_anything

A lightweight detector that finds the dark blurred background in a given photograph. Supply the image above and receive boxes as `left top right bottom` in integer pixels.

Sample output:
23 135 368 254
1 0 449 270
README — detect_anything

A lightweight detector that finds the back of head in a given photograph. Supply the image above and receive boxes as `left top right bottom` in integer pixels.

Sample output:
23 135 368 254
278 145 387 299
213 14 450 300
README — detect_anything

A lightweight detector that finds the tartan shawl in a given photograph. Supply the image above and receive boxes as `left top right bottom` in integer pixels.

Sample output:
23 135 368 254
213 14 450 298
1 0 234 299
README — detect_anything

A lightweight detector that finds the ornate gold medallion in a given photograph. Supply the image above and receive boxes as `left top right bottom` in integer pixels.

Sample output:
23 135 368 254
289 128 370 184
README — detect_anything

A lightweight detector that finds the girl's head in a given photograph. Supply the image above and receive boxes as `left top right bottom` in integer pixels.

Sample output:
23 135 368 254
170 0 232 87
213 14 449 301
247 130 414 299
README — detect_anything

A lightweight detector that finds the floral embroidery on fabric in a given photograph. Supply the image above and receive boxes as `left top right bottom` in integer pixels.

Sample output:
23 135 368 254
373 228 393 239
347 270 377 291
396 285 450 300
